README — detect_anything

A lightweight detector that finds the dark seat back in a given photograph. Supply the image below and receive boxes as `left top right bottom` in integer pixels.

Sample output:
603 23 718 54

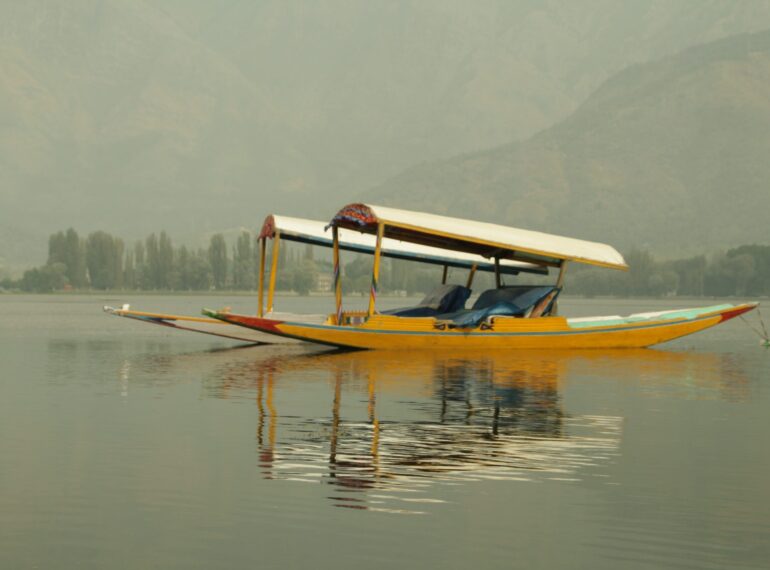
383 284 471 317
418 284 472 312
439 285 560 328
472 286 555 311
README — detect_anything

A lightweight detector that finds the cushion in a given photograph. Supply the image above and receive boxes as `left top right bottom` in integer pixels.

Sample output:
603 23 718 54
472 286 555 311
383 284 471 317
437 286 560 328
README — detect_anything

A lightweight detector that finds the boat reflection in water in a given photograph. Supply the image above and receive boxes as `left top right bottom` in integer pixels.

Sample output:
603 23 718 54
202 348 745 514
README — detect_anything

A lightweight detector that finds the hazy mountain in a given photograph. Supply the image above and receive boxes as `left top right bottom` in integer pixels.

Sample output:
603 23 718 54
0 0 302 271
3 1 770 272
185 1 770 208
368 30 770 255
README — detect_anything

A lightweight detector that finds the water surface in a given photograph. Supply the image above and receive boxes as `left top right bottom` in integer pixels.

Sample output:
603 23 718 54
1 294 768 569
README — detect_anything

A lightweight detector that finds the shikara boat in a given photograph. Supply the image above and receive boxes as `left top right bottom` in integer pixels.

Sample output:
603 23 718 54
107 214 544 344
207 204 758 350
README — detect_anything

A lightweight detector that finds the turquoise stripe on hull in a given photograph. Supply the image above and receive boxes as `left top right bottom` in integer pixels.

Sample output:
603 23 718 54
567 304 734 329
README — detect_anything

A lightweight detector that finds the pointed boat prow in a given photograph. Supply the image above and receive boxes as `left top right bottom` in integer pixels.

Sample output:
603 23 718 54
716 302 758 323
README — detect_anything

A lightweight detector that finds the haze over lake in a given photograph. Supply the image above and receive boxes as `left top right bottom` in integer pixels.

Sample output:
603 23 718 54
2 2 770 569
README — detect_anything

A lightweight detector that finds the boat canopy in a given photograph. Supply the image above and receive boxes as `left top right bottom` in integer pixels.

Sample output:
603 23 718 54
259 215 547 276
329 204 628 270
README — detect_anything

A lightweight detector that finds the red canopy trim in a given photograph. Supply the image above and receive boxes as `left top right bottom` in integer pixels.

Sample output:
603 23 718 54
259 215 276 239
330 203 377 230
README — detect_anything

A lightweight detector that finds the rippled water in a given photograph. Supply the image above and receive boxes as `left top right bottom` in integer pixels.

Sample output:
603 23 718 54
1 294 768 569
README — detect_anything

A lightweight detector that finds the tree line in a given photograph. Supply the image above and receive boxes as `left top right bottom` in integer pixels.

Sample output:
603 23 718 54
569 246 770 298
2 229 316 293
2 229 768 298
3 228 444 295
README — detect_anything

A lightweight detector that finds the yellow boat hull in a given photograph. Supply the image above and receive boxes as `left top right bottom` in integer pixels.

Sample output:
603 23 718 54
207 303 757 350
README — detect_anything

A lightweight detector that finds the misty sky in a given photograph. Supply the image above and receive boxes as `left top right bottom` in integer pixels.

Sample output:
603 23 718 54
2 1 770 271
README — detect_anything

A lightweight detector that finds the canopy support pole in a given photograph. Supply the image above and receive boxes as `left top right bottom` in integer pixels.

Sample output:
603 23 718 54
257 237 266 316
367 372 380 469
266 231 280 314
494 257 501 288
553 261 568 316
556 260 568 288
330 370 342 465
466 264 477 288
333 227 343 325
441 264 448 285
368 223 385 317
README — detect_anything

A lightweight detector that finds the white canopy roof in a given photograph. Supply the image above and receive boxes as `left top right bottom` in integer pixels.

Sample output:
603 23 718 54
259 215 547 276
329 204 628 270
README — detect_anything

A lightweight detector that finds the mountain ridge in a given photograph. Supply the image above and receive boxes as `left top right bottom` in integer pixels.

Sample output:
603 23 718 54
365 29 770 256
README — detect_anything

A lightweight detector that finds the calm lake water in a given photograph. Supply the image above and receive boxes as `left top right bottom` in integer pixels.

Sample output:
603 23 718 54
1 294 768 569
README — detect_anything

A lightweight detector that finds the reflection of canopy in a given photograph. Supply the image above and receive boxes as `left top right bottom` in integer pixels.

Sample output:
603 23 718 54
204 347 747 511
329 203 628 270
259 214 547 276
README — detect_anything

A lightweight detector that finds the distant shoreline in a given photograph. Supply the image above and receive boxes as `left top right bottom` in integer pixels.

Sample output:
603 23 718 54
1 289 766 302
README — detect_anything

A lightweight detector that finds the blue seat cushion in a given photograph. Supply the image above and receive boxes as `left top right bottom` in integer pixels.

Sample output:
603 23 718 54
438 286 559 328
383 284 471 317
472 286 555 310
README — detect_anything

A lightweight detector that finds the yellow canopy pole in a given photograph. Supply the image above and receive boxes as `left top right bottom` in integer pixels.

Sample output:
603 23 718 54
556 260 568 288
267 231 281 313
494 257 502 288
256 370 265 445
441 264 448 285
367 222 385 317
367 371 380 473
257 236 266 317
267 369 276 452
329 370 342 466
333 226 343 325
553 261 568 316
466 264 477 288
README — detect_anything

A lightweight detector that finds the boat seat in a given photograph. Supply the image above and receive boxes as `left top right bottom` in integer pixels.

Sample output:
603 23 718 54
383 284 471 317
435 285 560 328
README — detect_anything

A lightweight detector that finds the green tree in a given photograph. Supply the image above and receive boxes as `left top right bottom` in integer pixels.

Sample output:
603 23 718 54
85 231 123 290
343 255 372 294
704 253 755 296
159 231 174 289
209 234 228 290
65 228 87 288
133 241 147 290
47 231 67 269
187 250 213 290
624 250 656 296
175 245 190 290
727 245 770 296
233 232 255 290
123 251 136 290
668 255 706 296
112 237 124 290
145 233 161 289
47 228 87 288
291 259 317 295
20 263 68 293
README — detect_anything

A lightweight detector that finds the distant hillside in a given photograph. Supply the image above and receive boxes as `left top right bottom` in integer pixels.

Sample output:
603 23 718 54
368 30 770 255
0 0 302 271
